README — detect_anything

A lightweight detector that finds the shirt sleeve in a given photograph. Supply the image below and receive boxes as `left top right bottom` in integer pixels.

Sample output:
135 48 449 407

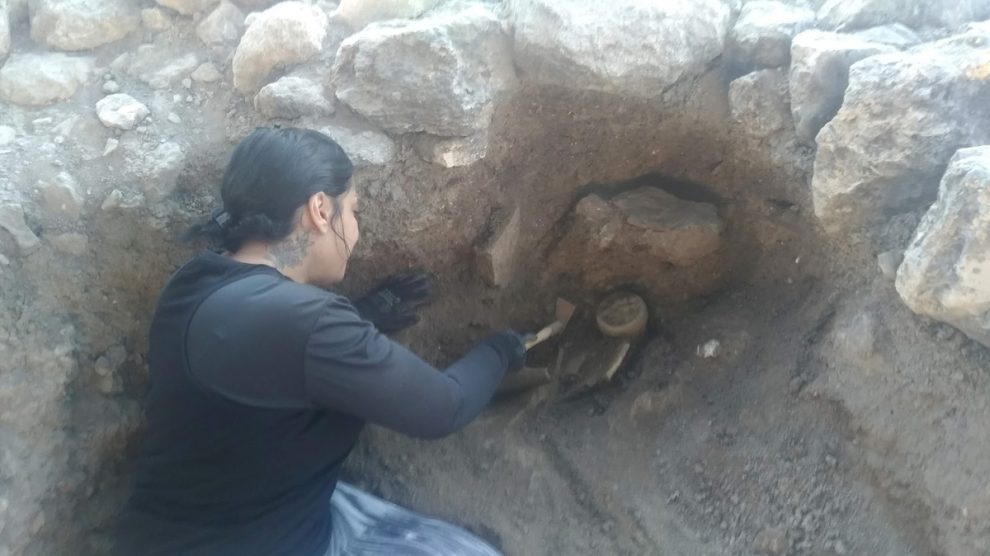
303 295 509 439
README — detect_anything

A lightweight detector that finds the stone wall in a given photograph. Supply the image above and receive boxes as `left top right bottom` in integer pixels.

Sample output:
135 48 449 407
0 0 989 554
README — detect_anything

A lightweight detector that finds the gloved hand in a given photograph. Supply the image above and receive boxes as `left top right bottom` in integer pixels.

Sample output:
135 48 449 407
354 272 437 333
483 331 527 373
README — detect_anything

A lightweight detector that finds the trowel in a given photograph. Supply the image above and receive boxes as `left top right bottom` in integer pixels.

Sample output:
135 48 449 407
496 298 576 395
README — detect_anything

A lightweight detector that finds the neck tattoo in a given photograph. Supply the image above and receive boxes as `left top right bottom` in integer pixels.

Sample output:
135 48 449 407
267 230 313 271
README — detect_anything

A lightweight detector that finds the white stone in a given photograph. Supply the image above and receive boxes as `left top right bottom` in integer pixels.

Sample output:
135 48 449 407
0 2 10 61
332 3 514 136
0 53 93 106
334 0 441 30
30 0 139 51
232 1 328 93
508 0 730 97
320 125 395 167
415 132 488 168
730 69 791 140
167 112 182 124
0 126 15 145
0 203 40 253
141 8 172 31
853 24 922 49
896 147 990 347
812 23 990 234
47 232 88 256
817 0 917 31
96 94 150 131
38 172 84 219
196 1 245 46
102 80 121 94
156 0 220 16
728 0 815 69
788 30 894 144
816 0 990 31
103 137 120 156
191 62 223 83
133 142 186 200
254 76 333 119
127 46 199 89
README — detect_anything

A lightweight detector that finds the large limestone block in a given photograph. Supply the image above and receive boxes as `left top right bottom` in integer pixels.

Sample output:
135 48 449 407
254 76 333 119
332 3 514 136
232 1 328 94
196 0 245 46
508 0 731 97
730 69 791 140
728 0 815 69
547 187 725 297
788 30 894 144
0 53 93 106
29 0 139 51
811 23 990 234
156 0 220 16
896 147 990 347
335 0 442 30
817 0 990 31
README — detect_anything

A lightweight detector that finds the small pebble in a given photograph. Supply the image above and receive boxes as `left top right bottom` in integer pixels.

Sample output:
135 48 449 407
182 78 192 89
102 81 121 94
167 113 182 124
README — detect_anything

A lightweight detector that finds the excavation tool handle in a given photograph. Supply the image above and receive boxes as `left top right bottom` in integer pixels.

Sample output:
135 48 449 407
524 321 565 350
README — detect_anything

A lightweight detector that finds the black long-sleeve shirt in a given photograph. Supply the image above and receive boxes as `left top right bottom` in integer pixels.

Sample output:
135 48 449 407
116 251 509 555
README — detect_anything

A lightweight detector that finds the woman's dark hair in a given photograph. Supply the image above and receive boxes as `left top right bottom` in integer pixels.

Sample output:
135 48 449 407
187 127 354 253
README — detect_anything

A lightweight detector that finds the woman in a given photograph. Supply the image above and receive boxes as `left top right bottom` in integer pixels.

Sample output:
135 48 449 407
116 127 526 555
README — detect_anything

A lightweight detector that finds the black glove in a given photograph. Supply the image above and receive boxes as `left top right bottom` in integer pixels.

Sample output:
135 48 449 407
483 331 527 373
354 272 437 333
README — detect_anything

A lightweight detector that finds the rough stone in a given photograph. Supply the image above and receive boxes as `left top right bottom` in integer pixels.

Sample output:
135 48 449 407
728 1 815 69
47 232 88 256
232 1 328 93
475 204 520 288
196 1 245 47
156 0 220 16
127 46 199 89
853 23 922 49
141 7 172 31
730 68 792 139
254 76 333 119
96 94 151 131
812 24 990 234
319 124 395 167
788 30 894 144
753 527 789 555
191 62 223 83
508 0 730 97
127 142 186 201
817 0 990 31
1 2 11 61
877 250 902 278
38 172 84 219
0 203 40 253
548 187 724 296
0 125 15 145
334 0 441 30
0 53 93 106
102 80 121 94
30 0 139 51
332 3 514 136
896 147 990 347
415 132 488 168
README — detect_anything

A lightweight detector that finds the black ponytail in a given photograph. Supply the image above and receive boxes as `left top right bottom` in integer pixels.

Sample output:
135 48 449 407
186 127 354 253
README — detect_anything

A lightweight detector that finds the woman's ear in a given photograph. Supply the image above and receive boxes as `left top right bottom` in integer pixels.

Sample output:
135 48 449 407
306 192 333 232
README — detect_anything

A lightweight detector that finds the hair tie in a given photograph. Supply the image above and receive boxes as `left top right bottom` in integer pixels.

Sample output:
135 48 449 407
211 208 231 230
